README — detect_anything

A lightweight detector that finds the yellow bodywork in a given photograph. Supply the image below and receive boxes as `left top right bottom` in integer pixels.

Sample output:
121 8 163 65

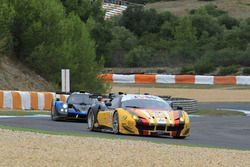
96 108 190 137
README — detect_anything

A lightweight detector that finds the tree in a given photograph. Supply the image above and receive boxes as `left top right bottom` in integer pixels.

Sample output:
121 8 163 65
0 1 15 57
125 45 153 67
11 0 106 92
105 26 138 67
61 0 104 22
172 17 198 62
120 6 162 36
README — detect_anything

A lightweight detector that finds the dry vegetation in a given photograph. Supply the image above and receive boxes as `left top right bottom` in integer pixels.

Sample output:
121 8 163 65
0 129 250 167
146 0 250 19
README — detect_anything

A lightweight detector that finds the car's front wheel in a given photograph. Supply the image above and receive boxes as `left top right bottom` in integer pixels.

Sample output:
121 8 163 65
173 131 186 139
113 112 119 134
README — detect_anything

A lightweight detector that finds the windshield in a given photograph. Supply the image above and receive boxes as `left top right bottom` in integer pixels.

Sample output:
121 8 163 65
122 99 172 110
67 94 93 105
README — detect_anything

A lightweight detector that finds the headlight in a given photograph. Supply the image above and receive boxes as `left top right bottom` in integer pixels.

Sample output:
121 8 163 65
62 104 68 109
132 115 139 121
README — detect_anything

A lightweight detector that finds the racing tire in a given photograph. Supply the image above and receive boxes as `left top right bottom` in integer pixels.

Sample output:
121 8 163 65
88 109 95 131
173 136 186 139
173 131 186 139
51 105 60 121
113 112 120 134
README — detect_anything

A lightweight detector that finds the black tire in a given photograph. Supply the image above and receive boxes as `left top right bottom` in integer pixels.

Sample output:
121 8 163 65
113 112 119 134
51 105 60 121
173 131 186 139
173 136 186 139
88 109 95 131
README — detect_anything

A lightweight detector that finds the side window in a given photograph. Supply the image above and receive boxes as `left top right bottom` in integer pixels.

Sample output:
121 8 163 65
111 97 121 108
67 95 74 104
82 95 92 105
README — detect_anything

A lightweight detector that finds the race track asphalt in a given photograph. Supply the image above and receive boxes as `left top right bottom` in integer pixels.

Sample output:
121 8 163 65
0 114 250 150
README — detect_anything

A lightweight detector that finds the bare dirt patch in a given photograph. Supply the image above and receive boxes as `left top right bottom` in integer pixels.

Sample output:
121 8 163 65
0 129 250 167
0 56 54 91
111 84 250 102
146 0 250 19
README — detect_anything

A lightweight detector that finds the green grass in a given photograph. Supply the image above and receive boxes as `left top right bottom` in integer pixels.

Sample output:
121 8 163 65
0 110 50 116
193 109 246 116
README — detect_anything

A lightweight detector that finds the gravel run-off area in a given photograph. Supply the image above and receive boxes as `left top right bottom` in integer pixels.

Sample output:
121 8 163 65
0 129 250 167
112 85 250 102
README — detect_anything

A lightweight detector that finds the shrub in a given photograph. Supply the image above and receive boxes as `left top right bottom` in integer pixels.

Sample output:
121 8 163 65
218 65 239 76
180 66 194 74
194 59 215 75
218 14 240 29
243 67 250 75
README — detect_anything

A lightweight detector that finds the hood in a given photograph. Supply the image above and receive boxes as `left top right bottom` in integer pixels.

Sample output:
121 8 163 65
128 108 184 125
72 104 86 112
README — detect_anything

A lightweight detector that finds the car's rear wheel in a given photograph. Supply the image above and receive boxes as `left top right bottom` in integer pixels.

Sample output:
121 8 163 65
88 109 95 131
51 106 60 121
113 112 119 134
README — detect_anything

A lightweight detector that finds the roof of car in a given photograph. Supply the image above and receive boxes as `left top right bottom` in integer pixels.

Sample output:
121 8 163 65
121 94 165 102
71 92 91 95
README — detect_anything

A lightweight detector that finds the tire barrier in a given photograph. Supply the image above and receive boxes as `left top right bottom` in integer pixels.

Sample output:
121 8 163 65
0 91 55 111
99 74 250 85
161 96 198 113
0 90 197 113
56 94 69 103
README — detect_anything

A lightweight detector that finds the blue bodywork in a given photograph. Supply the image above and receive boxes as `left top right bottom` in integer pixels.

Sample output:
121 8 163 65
53 100 87 119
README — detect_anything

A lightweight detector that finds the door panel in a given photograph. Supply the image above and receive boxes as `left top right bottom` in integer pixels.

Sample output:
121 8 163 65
97 110 114 128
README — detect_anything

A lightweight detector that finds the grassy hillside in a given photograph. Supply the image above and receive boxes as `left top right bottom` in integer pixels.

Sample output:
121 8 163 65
146 0 250 19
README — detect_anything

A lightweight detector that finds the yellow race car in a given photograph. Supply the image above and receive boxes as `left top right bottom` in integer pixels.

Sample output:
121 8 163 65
87 94 190 139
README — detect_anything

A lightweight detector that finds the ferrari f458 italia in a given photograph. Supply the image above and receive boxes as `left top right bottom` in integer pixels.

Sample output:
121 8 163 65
88 94 190 139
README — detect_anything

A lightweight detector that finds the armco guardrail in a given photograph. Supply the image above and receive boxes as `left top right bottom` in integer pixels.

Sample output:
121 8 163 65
161 96 198 113
99 74 250 85
171 98 198 113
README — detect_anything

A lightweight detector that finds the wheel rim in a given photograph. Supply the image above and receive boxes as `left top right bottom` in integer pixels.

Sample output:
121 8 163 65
113 113 119 133
88 111 94 129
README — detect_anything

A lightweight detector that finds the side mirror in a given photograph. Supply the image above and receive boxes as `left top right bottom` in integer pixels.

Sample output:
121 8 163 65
68 104 73 108
105 101 112 106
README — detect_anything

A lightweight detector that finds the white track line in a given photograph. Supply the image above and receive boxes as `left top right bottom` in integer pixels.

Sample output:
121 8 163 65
189 114 202 118
217 108 250 116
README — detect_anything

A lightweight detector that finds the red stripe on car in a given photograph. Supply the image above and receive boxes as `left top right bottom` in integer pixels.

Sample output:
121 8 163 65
173 112 180 126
